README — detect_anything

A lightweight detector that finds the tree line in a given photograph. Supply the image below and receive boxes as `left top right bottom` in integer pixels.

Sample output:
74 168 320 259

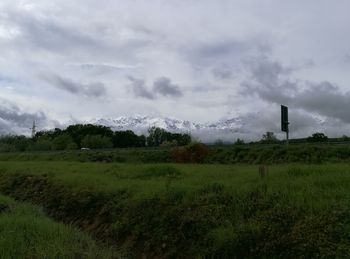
0 124 192 152
232 132 347 145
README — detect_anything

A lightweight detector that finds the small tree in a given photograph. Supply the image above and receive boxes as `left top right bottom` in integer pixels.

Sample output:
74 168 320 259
81 135 113 149
29 138 53 151
52 134 76 150
214 139 224 146
234 138 245 145
340 135 350 141
147 127 166 147
307 132 328 143
261 132 278 144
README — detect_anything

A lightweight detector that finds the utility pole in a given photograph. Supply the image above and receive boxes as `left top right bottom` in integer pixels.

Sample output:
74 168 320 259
31 120 36 138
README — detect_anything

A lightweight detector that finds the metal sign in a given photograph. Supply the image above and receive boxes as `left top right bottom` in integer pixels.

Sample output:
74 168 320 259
281 105 289 132
281 105 289 146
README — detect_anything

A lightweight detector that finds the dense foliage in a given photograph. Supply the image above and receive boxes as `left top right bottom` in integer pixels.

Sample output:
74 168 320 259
0 124 191 152
2 142 350 165
146 126 191 147
306 132 329 143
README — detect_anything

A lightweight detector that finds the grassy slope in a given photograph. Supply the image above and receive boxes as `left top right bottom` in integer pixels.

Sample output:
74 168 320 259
1 161 350 257
0 194 118 259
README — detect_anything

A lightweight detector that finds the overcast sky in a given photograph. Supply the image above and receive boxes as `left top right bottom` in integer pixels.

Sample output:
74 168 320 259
1 0 350 138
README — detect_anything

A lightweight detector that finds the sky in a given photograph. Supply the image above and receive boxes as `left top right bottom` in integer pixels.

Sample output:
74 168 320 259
1 0 350 139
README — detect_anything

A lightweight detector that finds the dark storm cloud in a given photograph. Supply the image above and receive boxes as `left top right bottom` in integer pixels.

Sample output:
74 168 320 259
128 76 183 99
41 74 107 98
152 77 183 98
242 56 350 123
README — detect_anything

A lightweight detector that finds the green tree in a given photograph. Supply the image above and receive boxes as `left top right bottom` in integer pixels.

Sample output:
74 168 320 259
261 132 278 144
0 135 32 152
146 127 191 147
147 127 167 147
214 139 224 146
65 124 114 148
81 135 113 149
29 138 53 151
234 138 245 145
307 132 328 143
52 134 76 150
113 130 145 148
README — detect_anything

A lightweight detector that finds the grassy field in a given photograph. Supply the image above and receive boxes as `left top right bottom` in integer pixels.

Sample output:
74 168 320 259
0 194 118 258
0 161 350 257
1 143 350 165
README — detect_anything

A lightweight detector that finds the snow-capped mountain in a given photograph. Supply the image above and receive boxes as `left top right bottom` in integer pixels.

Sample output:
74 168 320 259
80 115 248 142
87 116 240 133
89 116 199 132
207 118 243 130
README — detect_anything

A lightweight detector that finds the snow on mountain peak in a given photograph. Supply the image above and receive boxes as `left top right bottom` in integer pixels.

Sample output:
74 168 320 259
86 115 241 132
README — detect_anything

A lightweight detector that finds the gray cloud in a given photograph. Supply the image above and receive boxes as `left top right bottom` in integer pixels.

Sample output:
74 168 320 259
128 76 155 100
294 82 350 123
343 54 350 64
212 64 234 80
234 109 349 141
153 77 183 98
41 74 107 98
187 40 253 66
242 56 350 124
242 56 295 95
128 76 183 99
0 8 103 55
80 63 138 75
0 98 57 135
0 1 350 139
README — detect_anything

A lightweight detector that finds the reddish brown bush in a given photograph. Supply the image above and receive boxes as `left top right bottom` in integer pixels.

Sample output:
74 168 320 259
171 143 209 163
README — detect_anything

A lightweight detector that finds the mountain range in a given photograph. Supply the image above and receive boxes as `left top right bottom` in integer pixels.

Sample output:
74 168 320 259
86 116 244 142
88 116 240 131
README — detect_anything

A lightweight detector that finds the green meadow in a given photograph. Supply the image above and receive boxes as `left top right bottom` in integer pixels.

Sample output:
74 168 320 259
0 161 350 257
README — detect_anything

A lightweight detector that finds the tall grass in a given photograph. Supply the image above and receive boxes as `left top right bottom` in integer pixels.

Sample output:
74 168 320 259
1 161 350 205
1 161 350 257
0 195 118 258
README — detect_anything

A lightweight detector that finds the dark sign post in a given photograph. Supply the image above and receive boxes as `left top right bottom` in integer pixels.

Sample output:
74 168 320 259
281 105 289 146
